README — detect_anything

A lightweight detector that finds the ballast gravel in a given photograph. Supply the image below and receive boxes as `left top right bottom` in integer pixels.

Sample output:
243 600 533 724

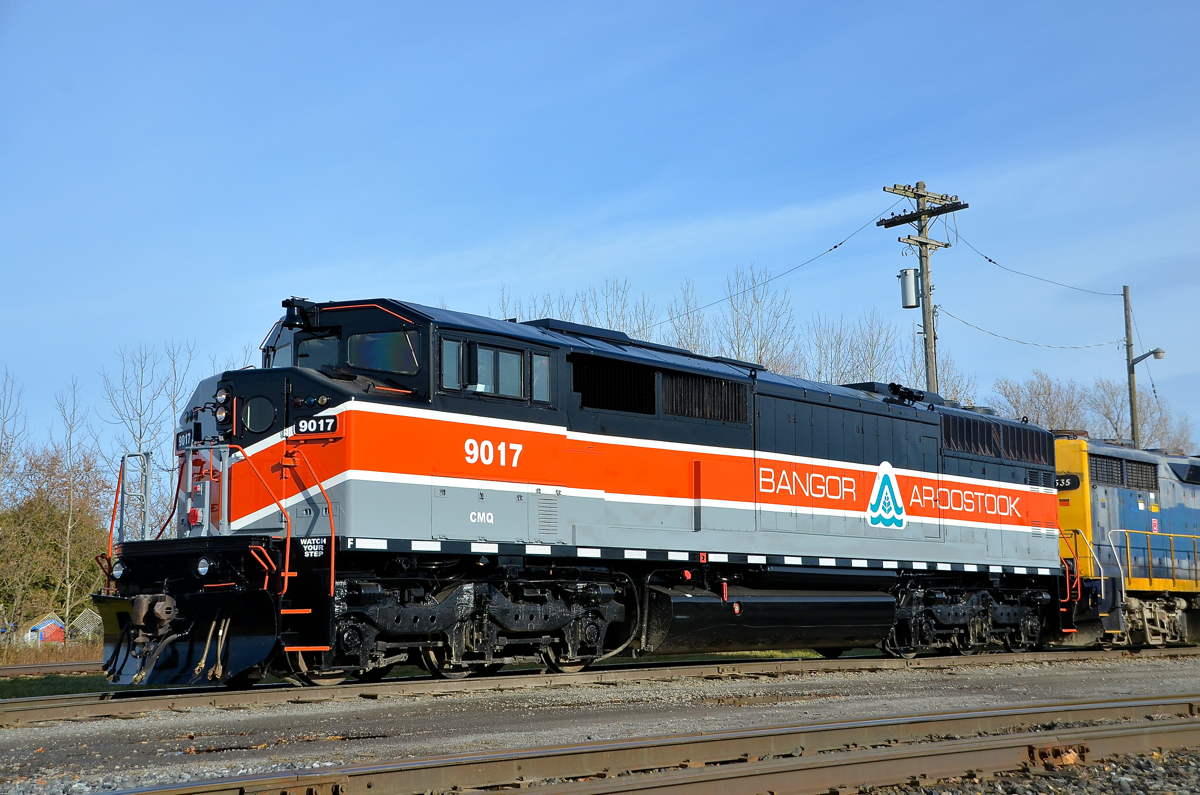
864 748 1200 795
2 655 1200 794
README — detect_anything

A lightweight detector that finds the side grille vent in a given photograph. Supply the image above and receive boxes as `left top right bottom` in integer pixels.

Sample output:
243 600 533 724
537 493 559 535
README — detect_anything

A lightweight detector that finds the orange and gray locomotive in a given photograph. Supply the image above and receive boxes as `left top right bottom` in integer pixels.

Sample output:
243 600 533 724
96 297 1079 686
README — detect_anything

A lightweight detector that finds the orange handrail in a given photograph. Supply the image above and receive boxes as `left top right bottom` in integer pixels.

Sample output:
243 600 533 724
291 446 337 597
107 460 125 558
229 444 294 595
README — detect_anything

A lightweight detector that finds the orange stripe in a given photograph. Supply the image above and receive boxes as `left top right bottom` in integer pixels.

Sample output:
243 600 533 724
284 646 330 652
229 408 1056 530
280 608 312 615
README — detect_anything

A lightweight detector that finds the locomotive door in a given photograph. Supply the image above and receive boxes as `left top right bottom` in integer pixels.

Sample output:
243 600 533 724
919 434 944 541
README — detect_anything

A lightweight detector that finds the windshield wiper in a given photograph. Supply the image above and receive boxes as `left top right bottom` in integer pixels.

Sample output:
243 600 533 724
319 364 359 382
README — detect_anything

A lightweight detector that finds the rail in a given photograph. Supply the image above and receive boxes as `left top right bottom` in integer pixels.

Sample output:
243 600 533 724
71 693 1200 795
4 646 1200 726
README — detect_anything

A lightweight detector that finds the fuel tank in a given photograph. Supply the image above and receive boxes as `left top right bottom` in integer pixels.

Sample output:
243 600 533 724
642 585 896 654
96 590 279 686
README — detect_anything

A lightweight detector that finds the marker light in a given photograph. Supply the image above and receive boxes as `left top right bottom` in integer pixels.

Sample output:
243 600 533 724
215 405 230 423
317 395 329 406
112 560 126 579
196 557 212 577
215 387 230 405
304 395 317 408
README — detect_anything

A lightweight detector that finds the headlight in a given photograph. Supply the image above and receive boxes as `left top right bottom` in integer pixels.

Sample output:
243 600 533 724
215 405 229 423
112 560 126 579
215 387 230 405
196 557 212 577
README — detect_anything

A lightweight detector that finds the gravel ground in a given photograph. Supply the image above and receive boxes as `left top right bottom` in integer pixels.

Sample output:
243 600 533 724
865 748 1200 794
2 656 1199 794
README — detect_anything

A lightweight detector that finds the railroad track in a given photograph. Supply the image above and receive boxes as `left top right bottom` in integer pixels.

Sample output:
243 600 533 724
0 660 103 678
116 691 1200 795
3 645 1199 726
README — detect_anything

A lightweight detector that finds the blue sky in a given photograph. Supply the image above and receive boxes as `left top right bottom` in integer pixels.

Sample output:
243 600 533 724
1 3 1197 444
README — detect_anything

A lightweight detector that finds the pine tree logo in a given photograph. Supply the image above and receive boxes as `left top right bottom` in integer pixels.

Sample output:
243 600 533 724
867 461 906 529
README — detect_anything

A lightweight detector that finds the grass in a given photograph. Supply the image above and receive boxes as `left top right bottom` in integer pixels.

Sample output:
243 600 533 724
0 641 103 667
0 673 126 700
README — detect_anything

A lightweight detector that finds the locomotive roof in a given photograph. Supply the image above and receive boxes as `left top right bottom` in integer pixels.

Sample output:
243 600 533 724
306 297 1047 429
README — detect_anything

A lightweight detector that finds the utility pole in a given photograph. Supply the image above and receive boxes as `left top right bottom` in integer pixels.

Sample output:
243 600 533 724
1128 284 1166 449
1124 286 1138 448
878 183 967 395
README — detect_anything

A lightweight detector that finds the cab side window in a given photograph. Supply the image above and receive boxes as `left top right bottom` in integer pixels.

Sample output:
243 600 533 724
439 336 552 404
441 339 463 390
296 336 338 370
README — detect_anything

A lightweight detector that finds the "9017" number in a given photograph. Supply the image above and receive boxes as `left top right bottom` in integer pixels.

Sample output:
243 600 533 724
465 438 522 467
295 417 338 434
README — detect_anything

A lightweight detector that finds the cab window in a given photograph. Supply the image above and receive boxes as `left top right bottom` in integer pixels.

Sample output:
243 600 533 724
532 354 551 402
296 336 338 370
471 346 523 398
347 330 420 375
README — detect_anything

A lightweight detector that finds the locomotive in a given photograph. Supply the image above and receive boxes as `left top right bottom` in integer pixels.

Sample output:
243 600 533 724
94 296 1182 687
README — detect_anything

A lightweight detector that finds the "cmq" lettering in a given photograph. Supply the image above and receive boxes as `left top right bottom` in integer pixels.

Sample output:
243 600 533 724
470 511 495 524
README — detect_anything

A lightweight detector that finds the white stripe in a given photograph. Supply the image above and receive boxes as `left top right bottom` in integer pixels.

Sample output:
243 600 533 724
471 542 499 553
577 548 601 558
748 555 767 564
989 565 1002 573
1013 566 1027 574
525 545 552 555
354 537 387 550
412 540 441 552
1037 567 1052 575
708 553 728 563
963 564 978 572
625 549 647 560
851 559 867 568
783 556 803 565
937 562 951 571
819 557 836 567
667 551 689 561
883 560 898 569
231 464 1046 536
913 561 928 570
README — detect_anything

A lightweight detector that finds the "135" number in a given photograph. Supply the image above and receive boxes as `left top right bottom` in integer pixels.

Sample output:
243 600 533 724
465 439 522 467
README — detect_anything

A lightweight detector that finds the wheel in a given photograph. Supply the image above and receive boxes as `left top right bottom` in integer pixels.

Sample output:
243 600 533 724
289 651 348 687
421 647 472 680
883 625 919 660
815 648 845 660
541 647 589 674
354 664 395 683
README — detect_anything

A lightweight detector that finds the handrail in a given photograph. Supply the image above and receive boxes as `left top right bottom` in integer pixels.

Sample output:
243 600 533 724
153 454 187 540
291 446 337 597
230 444 294 595
107 459 125 558
1066 529 1109 600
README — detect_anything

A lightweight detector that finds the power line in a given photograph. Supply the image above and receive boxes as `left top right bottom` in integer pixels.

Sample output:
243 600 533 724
954 232 1122 297
939 307 1123 350
1130 308 1163 409
638 197 905 335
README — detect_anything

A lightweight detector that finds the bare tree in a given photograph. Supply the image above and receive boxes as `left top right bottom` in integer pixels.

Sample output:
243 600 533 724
663 279 714 355
101 341 197 535
576 277 657 340
1087 377 1194 451
496 285 579 324
53 379 95 635
899 326 977 405
208 341 253 375
992 370 1088 430
0 369 26 508
717 262 798 373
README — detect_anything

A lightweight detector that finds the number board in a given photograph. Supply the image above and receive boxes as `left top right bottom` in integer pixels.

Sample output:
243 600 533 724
1055 473 1081 492
294 416 339 435
174 429 193 451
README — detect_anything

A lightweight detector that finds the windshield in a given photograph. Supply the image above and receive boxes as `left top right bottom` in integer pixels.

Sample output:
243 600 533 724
296 336 339 370
347 330 420 375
